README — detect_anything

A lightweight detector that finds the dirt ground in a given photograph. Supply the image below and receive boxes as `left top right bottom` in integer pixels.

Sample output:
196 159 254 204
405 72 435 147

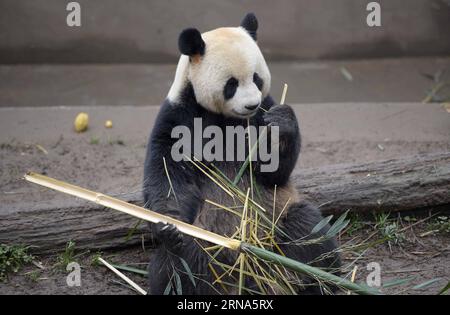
0 100 449 295
0 213 448 295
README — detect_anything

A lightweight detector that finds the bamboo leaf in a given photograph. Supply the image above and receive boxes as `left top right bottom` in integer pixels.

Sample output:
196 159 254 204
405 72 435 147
311 215 333 235
413 278 442 290
163 281 172 295
111 264 148 276
233 126 268 185
233 157 251 185
174 271 183 295
382 277 416 288
180 257 196 287
438 281 450 295
326 211 350 238
241 243 380 295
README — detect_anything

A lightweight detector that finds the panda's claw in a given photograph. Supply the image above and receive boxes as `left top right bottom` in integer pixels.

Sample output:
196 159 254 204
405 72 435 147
153 222 184 252
263 105 298 135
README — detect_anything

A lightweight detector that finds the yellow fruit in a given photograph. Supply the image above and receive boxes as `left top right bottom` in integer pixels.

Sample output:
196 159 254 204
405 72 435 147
105 120 113 128
74 112 89 133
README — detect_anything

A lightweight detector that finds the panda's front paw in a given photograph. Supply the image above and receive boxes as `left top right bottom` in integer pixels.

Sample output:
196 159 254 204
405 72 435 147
152 222 184 253
263 105 298 136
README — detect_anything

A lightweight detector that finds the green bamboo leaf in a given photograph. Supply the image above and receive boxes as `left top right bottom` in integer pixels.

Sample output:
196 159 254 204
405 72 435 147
413 278 442 290
163 281 172 295
174 271 183 295
111 264 148 276
241 243 380 295
179 257 196 287
311 215 333 235
438 281 450 295
325 211 350 238
233 157 251 185
326 219 350 238
233 126 268 185
382 277 416 288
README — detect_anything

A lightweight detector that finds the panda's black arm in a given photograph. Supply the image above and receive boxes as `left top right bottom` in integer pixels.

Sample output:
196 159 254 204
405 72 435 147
254 97 301 187
143 103 203 224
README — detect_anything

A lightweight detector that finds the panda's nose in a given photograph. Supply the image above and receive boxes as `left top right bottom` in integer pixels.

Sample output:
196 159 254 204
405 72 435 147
245 103 260 111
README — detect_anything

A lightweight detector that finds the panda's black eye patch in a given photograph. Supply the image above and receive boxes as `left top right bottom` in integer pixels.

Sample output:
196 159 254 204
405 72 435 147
253 73 263 91
224 77 239 100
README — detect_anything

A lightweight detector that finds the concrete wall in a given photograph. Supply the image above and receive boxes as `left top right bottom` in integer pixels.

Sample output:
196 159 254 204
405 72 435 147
0 0 449 63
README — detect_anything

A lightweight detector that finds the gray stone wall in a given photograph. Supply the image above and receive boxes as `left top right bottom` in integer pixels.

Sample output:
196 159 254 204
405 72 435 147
0 0 449 63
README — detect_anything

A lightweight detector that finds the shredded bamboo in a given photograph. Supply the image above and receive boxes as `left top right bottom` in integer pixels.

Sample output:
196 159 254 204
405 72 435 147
24 172 379 295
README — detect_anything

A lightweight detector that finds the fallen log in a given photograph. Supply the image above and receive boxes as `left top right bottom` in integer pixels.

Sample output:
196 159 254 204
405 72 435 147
295 151 450 215
0 152 449 254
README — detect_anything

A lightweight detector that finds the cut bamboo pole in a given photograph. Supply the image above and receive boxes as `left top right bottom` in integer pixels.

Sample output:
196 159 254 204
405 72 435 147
24 172 379 295
24 172 241 251
280 83 288 105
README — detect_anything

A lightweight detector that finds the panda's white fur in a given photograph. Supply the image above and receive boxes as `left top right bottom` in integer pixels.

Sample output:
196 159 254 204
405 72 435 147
168 27 271 118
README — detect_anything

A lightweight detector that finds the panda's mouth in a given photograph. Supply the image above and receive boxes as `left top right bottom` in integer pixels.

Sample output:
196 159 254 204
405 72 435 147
231 109 257 118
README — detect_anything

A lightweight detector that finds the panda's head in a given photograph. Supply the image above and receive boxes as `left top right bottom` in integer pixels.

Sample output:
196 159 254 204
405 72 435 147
168 13 271 119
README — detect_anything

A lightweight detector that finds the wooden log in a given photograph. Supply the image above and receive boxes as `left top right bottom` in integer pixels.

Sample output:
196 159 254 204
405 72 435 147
294 152 450 215
0 152 449 253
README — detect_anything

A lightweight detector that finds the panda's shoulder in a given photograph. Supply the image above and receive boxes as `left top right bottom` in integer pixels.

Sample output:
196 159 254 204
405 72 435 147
155 98 198 126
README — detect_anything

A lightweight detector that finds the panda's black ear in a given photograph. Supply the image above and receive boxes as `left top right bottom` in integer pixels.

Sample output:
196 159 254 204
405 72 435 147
240 13 258 41
178 28 205 57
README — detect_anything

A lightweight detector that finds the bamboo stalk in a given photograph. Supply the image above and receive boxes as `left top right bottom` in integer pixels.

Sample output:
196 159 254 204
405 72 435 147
98 257 147 295
24 172 241 251
24 172 379 295
280 83 288 105
240 243 379 295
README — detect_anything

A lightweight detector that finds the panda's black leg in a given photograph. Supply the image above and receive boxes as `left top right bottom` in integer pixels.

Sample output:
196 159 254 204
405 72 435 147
276 201 341 295
148 223 220 295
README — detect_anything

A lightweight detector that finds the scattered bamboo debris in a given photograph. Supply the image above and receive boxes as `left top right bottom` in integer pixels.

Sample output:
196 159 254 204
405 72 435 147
24 172 379 295
98 257 147 295
340 67 353 82
348 265 358 295
35 144 48 155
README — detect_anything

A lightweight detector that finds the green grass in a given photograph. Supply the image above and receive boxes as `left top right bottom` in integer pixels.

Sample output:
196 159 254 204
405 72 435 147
346 213 366 236
89 137 100 145
55 241 77 270
427 216 450 235
108 139 125 146
0 244 34 281
90 251 103 267
373 213 405 247
24 269 42 282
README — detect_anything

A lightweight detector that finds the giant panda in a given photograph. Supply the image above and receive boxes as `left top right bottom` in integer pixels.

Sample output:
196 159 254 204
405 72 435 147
143 13 340 295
